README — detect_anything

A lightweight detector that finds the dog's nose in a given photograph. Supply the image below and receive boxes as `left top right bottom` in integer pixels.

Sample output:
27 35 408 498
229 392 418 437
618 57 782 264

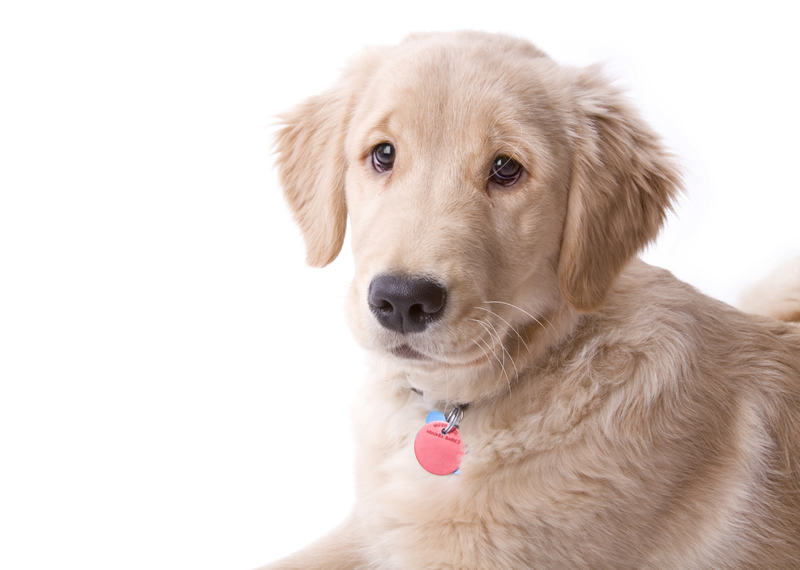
368 275 447 333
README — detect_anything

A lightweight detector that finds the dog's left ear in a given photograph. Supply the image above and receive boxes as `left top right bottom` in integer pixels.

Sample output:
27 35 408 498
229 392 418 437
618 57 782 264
558 66 682 312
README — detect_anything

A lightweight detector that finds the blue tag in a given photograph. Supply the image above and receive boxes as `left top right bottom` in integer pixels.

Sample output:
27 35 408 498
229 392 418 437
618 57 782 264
425 410 446 423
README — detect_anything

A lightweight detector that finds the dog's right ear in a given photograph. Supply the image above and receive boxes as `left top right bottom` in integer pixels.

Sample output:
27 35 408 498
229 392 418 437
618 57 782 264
273 52 379 267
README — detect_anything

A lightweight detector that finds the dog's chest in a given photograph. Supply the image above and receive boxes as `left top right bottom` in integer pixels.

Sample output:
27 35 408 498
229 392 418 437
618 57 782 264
350 370 692 568
352 395 606 567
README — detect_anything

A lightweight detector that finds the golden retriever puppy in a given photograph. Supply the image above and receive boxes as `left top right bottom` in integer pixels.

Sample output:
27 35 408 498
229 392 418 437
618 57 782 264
264 31 800 569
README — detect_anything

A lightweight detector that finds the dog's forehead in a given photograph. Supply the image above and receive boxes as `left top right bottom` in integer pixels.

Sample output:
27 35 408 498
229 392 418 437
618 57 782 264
352 38 563 150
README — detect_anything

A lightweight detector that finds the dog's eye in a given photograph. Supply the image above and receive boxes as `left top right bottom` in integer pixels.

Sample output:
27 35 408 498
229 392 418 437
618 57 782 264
489 156 523 187
372 143 395 173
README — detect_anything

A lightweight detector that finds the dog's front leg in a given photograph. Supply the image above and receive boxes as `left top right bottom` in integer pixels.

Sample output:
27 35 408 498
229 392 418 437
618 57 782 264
258 514 372 570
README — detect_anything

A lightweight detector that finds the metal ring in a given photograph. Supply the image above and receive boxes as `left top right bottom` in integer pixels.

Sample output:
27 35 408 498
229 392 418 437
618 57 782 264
442 405 463 434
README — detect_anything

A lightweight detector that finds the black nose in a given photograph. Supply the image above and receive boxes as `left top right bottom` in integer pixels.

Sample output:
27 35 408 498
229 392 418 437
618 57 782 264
368 275 447 334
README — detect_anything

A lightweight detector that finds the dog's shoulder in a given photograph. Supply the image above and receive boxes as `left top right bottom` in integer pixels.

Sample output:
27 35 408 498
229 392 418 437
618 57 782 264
559 259 800 423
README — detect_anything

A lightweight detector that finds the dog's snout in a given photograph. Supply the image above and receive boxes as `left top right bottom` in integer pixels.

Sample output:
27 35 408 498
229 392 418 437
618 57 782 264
368 275 447 334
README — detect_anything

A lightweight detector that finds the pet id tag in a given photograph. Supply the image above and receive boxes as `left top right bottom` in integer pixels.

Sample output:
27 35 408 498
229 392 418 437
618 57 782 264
414 407 465 475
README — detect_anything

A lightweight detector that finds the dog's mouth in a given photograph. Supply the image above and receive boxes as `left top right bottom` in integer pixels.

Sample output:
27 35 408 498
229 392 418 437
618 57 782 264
389 342 493 368
378 305 529 370
391 344 428 360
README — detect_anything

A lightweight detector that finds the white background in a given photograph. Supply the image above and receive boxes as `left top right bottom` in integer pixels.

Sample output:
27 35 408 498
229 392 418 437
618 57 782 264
1 1 798 569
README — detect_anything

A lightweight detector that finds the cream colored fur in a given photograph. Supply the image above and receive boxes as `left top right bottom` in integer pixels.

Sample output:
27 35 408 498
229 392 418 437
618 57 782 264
740 255 800 324
264 32 800 569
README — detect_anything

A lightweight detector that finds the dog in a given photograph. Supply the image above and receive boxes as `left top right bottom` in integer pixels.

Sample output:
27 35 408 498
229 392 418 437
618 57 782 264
263 31 800 568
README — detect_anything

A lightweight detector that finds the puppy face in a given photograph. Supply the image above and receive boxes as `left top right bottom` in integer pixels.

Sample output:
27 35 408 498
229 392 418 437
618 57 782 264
275 32 680 401
344 37 572 371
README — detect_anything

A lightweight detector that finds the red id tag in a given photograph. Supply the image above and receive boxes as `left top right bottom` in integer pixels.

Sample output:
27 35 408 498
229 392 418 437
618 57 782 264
414 421 465 475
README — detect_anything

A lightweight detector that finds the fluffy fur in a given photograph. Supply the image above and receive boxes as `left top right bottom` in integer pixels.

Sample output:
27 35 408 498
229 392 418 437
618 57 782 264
740 255 800 324
264 32 800 568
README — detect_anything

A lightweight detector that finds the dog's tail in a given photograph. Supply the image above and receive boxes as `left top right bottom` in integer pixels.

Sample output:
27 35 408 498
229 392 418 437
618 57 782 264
739 255 800 323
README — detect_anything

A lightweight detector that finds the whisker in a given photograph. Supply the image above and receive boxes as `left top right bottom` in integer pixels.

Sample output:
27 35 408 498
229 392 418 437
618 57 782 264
484 300 554 336
484 319 506 367
469 319 506 371
483 317 520 385
475 306 531 354
470 319 515 394
470 338 491 362
455 324 491 370
481 317 520 380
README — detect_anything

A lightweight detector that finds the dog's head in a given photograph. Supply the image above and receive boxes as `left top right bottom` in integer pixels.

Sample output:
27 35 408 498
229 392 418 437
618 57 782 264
274 32 680 402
